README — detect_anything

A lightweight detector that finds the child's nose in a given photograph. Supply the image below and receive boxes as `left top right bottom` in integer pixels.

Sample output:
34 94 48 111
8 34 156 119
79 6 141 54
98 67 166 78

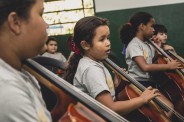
106 40 111 46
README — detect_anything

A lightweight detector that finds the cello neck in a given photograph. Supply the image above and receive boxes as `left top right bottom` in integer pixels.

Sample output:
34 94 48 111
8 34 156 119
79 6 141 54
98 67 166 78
167 50 184 64
147 40 184 75
103 58 145 92
23 59 129 122
147 40 173 61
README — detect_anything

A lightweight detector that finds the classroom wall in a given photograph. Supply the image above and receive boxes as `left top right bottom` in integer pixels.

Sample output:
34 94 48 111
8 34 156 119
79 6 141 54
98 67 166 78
95 3 184 67
56 1 184 68
54 34 71 59
94 0 184 12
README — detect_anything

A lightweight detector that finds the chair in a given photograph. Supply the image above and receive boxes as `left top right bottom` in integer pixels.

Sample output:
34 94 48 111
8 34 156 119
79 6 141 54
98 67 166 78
33 56 65 76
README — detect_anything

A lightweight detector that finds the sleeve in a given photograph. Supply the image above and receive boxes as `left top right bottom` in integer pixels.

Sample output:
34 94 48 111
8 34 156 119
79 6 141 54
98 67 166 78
59 53 67 62
127 43 144 59
150 44 156 58
82 66 110 99
0 82 39 122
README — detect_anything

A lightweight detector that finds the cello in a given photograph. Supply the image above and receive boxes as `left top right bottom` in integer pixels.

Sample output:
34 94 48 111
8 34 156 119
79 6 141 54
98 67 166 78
147 40 184 117
103 58 184 122
166 50 184 66
167 50 184 74
148 40 184 75
23 58 129 122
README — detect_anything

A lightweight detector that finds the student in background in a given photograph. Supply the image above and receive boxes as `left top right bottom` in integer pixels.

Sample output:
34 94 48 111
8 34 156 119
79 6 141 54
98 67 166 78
152 24 184 78
119 11 181 117
152 24 176 52
42 37 68 68
64 16 160 115
0 0 52 121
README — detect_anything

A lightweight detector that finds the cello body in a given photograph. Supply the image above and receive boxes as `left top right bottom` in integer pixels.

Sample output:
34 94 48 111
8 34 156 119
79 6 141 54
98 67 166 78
116 81 170 122
147 40 184 120
151 54 184 118
60 103 106 122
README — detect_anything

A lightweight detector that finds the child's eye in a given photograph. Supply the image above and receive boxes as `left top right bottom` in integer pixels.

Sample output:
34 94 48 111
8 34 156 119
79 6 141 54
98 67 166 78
101 39 106 42
99 37 105 41
160 33 163 35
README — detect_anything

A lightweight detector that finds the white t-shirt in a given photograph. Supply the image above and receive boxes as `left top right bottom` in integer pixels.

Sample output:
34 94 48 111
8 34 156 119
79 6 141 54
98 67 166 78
42 52 67 63
126 37 155 81
73 56 115 100
0 59 52 122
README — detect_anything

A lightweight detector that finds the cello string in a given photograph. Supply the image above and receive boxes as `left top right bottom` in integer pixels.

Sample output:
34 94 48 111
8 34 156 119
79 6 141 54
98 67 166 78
104 58 184 121
171 109 184 121
148 40 184 75
168 49 184 64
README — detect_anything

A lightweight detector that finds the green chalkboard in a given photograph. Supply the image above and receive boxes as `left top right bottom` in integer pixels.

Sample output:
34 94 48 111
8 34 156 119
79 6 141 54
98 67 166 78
52 34 72 59
96 3 184 67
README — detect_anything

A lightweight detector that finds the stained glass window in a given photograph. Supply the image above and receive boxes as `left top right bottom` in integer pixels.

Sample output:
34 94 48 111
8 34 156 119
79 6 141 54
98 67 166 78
43 0 95 36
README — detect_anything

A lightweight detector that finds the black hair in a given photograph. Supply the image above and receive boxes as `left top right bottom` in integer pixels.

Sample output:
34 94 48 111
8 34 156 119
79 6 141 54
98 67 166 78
153 24 167 35
120 12 153 47
63 16 109 84
0 0 36 27
46 37 58 45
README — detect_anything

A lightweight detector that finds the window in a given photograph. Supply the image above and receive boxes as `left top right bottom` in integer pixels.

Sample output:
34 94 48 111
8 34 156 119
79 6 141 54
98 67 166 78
43 0 95 36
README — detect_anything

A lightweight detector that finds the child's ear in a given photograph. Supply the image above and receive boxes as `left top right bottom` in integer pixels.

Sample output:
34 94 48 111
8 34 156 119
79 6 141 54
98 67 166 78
80 40 90 50
7 12 22 34
138 23 145 31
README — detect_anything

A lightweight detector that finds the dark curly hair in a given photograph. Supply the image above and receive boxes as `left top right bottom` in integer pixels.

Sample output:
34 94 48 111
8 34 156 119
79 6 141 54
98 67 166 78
153 24 167 35
120 12 153 48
